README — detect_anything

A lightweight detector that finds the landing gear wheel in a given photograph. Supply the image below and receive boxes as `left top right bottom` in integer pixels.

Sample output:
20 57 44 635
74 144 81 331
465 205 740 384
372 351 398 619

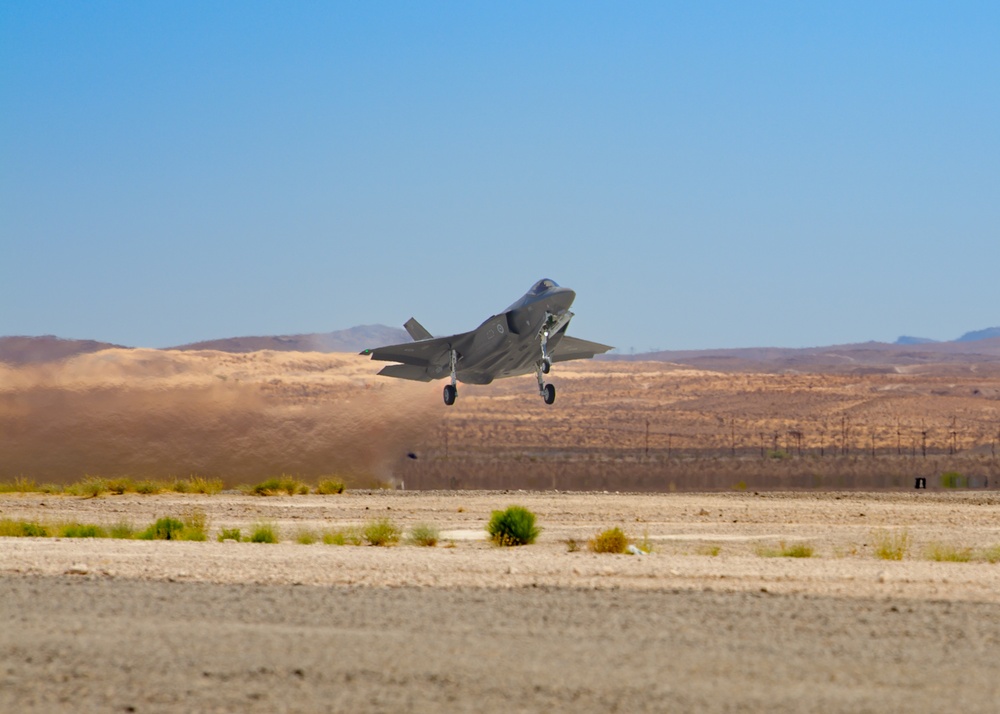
542 383 556 405
443 384 457 406
541 359 551 374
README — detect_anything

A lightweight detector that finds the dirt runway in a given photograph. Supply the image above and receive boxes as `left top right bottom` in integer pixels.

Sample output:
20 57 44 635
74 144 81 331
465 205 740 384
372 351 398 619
2 490 999 712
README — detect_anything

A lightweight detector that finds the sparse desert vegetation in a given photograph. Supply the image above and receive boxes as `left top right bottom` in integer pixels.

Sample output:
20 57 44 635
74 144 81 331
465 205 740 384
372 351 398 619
873 528 912 560
363 518 401 546
487 505 540 546
588 527 629 554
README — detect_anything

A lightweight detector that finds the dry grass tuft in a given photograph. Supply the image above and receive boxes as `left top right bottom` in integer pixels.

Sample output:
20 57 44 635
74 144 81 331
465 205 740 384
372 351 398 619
588 527 629 554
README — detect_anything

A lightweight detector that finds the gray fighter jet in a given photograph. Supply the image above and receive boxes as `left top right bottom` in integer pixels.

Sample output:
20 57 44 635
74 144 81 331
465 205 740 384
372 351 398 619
361 279 612 405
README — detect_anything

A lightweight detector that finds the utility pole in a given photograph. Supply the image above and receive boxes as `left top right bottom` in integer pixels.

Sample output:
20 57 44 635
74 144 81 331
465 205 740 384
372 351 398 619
644 418 649 458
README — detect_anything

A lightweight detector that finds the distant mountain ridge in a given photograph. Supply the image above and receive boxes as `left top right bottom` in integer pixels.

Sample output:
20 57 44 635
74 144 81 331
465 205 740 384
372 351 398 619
4 325 999 372
0 326 408 365
895 326 1000 345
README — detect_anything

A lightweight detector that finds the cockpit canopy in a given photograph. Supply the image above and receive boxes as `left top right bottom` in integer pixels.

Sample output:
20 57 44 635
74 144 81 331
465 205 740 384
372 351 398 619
528 278 559 295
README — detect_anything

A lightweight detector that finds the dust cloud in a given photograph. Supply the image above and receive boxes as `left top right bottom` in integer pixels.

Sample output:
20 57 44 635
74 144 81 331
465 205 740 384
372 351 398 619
0 349 440 486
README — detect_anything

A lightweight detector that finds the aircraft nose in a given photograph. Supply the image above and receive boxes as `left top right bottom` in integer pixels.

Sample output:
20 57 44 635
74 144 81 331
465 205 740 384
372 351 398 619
551 287 575 312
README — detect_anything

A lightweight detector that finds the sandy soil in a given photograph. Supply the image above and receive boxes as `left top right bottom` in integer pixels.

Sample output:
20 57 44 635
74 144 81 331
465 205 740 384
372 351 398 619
2 490 999 712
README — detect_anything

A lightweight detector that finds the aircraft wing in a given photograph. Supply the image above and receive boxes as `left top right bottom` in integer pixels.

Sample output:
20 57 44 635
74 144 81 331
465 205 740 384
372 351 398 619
361 331 476 382
550 335 614 363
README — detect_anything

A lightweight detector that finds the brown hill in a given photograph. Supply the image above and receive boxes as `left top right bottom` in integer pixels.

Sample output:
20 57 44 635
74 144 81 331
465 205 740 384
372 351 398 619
608 337 1000 374
0 335 127 366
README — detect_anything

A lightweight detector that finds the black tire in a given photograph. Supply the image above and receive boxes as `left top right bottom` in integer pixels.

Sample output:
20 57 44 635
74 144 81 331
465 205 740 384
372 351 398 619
542 383 556 405
443 384 457 406
541 359 551 374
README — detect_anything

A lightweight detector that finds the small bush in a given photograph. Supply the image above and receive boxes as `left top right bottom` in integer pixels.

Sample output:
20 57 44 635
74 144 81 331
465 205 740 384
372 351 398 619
781 543 814 558
248 522 279 543
105 478 135 495
218 527 242 542
109 520 135 539
180 511 208 541
363 518 401 546
0 518 49 537
926 543 972 562
172 476 223 494
138 517 187 540
565 538 579 552
315 479 346 495
487 505 540 546
407 523 439 547
322 527 363 546
135 480 164 495
246 476 308 496
979 545 1000 564
0 477 38 493
873 529 911 561
589 527 629 554
68 477 108 498
296 529 318 545
59 523 107 538
699 544 721 557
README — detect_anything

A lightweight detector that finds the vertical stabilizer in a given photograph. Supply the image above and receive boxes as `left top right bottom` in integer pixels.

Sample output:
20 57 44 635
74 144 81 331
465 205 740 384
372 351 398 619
404 318 433 341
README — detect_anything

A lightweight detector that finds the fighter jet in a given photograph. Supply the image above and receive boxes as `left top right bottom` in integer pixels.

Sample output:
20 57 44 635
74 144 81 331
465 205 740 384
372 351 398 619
361 279 612 405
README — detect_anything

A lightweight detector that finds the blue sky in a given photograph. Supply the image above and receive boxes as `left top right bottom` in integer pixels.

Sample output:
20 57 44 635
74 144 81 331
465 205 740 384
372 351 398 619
2 2 998 351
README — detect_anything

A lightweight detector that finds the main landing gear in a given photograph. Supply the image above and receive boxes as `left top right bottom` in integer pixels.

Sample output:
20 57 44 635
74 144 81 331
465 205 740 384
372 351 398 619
537 324 556 405
443 349 458 406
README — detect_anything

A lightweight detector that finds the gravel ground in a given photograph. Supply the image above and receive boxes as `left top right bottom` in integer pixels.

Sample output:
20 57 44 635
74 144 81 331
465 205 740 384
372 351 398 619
2 490 999 712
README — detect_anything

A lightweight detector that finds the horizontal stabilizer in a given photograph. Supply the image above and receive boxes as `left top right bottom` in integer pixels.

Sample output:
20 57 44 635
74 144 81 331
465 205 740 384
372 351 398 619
404 318 433 341
551 335 614 362
377 363 434 381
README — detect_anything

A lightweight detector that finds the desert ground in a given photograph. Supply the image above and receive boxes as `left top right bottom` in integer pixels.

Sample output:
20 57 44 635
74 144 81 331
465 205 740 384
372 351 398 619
2 489 1000 712
2 347 999 711
2 348 999 490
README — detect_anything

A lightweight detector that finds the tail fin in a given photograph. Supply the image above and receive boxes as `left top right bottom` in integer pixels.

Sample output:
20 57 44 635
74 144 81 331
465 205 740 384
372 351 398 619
404 318 433 341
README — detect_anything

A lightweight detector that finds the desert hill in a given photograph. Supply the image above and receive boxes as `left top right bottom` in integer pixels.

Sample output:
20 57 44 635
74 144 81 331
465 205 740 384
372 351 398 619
0 335 126 366
606 337 1000 374
0 327 408 365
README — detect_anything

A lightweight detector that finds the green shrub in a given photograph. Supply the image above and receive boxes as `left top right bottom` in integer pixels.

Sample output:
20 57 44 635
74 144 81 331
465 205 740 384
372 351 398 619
588 527 629 554
487 505 540 546
322 527 363 546
135 480 164 495
0 518 49 537
363 518 401 546
67 477 108 498
940 471 967 489
105 478 135 495
217 527 242 542
245 476 308 496
180 511 208 541
407 523 439 547
109 520 136 539
315 479 346 495
781 543 814 558
565 538 580 552
979 545 1000 564
138 517 187 540
873 529 911 561
248 522 279 543
0 476 38 493
59 523 107 538
174 476 223 495
296 529 318 545
699 544 722 557
926 543 972 562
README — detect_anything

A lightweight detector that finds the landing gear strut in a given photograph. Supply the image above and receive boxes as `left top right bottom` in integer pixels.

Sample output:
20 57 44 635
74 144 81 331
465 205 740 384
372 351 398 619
443 349 458 406
536 358 556 405
535 314 562 404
